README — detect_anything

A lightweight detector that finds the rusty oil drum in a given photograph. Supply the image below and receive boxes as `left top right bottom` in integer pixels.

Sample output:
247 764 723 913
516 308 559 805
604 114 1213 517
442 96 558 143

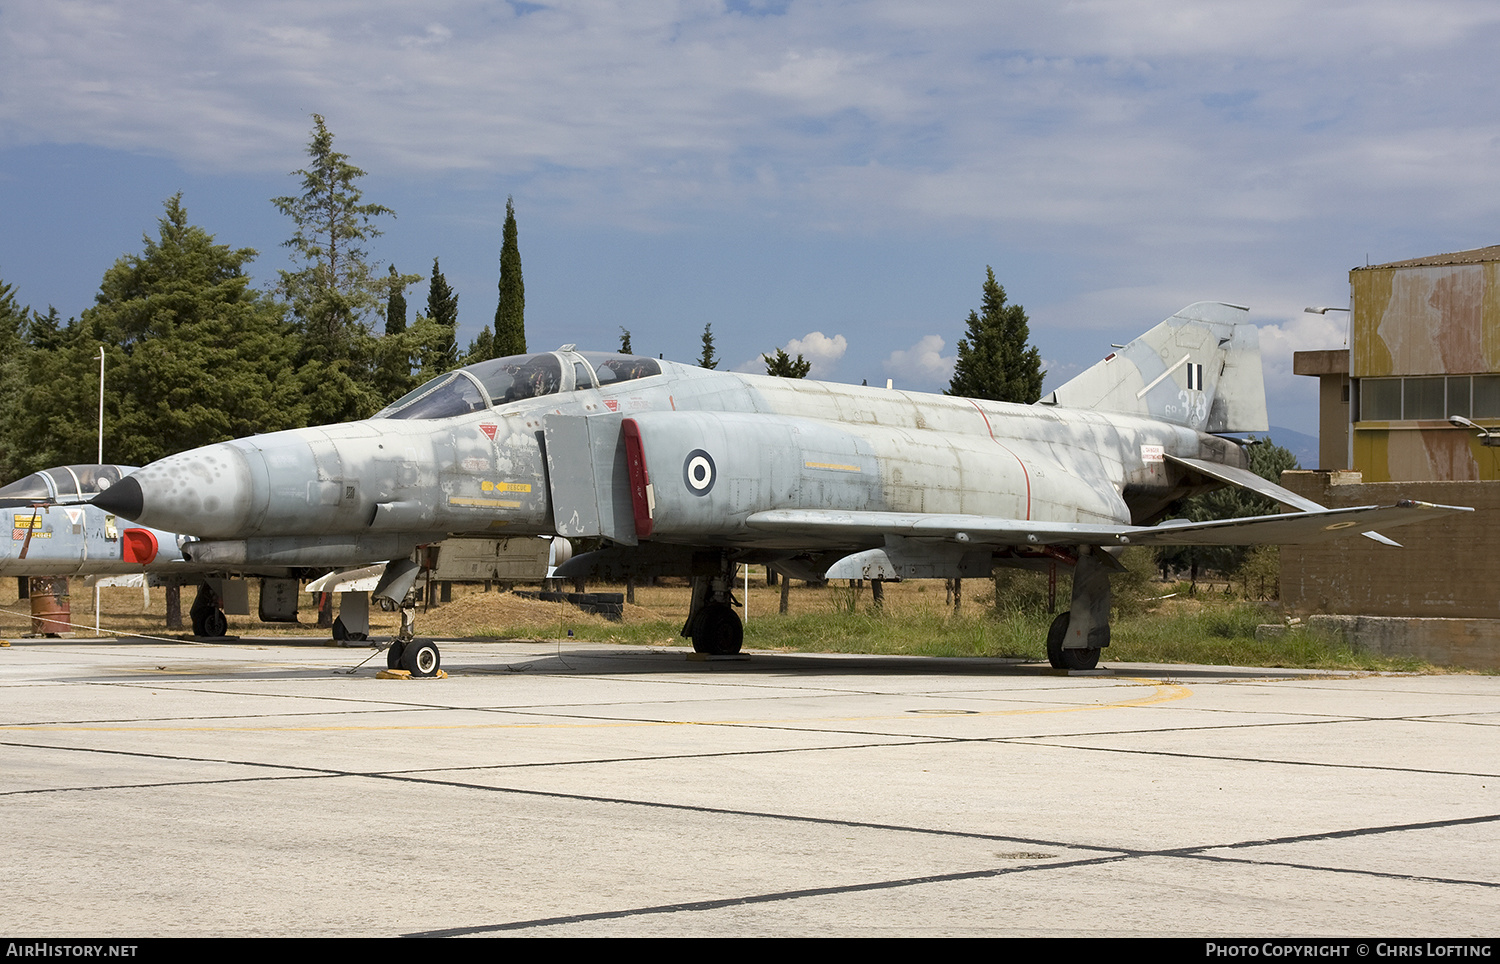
28 576 70 637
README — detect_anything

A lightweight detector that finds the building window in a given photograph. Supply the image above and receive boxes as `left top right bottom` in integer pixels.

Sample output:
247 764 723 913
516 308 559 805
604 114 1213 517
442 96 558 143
1476 376 1500 418
1403 377 1445 419
1361 378 1403 420
1359 375 1500 421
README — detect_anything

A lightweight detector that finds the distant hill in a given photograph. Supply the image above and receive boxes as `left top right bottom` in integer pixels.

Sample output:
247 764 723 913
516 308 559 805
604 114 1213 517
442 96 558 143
1266 426 1319 469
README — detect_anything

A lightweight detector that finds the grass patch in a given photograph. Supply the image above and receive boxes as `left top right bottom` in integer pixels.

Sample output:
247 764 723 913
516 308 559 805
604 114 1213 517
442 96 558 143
13 574 1457 673
557 593 1447 672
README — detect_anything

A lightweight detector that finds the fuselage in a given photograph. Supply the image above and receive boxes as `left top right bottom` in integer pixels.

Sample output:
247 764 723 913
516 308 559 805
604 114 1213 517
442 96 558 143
98 349 1246 567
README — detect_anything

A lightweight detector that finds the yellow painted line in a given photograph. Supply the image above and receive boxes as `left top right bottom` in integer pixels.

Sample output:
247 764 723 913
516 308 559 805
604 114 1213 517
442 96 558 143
803 461 862 472
0 680 1190 732
449 497 522 509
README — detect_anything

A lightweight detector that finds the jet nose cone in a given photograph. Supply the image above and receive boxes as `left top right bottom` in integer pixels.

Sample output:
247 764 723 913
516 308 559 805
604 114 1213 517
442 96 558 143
102 443 262 538
91 475 143 519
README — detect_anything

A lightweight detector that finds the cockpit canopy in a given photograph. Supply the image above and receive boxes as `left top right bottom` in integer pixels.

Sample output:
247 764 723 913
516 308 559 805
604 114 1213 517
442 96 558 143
0 464 139 507
374 350 663 420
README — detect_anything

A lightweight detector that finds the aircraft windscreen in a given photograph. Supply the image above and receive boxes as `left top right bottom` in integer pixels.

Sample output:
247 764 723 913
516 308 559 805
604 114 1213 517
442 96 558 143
375 371 489 420
465 354 564 406
582 353 662 387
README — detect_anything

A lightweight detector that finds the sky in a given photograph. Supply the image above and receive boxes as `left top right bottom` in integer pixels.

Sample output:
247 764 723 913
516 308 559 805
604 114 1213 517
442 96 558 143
3 1 1500 446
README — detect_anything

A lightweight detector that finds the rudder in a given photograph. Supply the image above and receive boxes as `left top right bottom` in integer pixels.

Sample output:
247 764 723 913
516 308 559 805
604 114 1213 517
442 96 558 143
1039 301 1268 434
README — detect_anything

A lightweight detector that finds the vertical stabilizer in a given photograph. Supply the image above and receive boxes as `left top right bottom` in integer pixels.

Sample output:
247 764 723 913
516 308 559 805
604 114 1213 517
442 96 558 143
1040 302 1269 433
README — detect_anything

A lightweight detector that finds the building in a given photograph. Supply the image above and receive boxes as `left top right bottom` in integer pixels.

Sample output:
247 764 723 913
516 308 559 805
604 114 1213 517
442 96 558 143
1297 244 1500 481
1288 245 1500 668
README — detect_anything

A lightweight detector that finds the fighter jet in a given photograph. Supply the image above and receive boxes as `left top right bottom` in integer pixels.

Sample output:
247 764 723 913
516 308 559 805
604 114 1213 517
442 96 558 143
94 302 1469 675
1 464 184 577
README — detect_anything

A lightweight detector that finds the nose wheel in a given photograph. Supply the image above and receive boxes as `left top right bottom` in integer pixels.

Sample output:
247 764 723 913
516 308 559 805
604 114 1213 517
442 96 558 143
387 637 441 677
382 587 441 677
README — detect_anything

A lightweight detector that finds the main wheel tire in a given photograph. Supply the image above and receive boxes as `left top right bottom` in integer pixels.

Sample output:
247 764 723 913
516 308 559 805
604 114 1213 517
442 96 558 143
1061 646 1100 671
386 639 406 669
400 638 441 677
203 608 228 638
1046 611 1070 669
691 603 743 655
1046 611 1101 670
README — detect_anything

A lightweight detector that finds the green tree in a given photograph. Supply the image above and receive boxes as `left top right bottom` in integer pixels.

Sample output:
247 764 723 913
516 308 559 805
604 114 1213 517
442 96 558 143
0 279 36 479
762 348 811 378
1156 437 1301 584
463 326 496 366
272 114 407 422
619 328 632 354
384 264 408 337
493 196 526 357
9 196 305 471
423 257 460 375
699 322 718 370
374 264 418 401
946 266 1044 403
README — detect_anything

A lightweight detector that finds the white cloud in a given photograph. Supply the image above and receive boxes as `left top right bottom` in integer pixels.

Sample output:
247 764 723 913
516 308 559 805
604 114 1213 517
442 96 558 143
882 334 955 392
739 330 848 377
784 331 847 375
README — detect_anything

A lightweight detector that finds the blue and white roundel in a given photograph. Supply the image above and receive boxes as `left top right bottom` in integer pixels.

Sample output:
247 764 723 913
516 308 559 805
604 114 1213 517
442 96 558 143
683 449 716 496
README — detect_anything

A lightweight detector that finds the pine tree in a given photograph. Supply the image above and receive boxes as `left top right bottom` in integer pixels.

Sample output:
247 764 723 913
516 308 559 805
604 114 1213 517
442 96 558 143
272 115 406 421
463 326 496 364
619 328 632 354
424 257 459 374
493 196 526 356
762 348 811 377
946 267 1044 403
699 322 718 370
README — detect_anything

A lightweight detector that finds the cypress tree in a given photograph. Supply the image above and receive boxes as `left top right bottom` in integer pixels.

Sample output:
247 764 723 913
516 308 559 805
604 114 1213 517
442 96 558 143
385 264 407 336
425 257 459 373
493 196 526 356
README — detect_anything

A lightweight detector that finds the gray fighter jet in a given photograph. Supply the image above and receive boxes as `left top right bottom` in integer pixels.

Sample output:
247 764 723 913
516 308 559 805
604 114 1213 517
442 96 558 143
94 302 1468 675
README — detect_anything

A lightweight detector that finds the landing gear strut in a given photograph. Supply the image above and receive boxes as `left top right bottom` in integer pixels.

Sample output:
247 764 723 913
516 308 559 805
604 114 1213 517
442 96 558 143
683 557 744 655
1045 547 1116 671
376 560 442 677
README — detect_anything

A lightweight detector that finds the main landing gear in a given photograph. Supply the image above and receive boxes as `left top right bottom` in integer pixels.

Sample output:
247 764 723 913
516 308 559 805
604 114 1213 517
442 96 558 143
682 557 744 655
189 582 228 638
1044 547 1117 671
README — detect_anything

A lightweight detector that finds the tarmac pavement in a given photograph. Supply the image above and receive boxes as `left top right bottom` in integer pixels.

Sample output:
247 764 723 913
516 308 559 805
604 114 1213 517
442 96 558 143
1 635 1496 937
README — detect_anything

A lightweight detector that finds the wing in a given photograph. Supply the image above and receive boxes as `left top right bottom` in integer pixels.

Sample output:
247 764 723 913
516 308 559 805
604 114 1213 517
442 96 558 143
745 501 1470 550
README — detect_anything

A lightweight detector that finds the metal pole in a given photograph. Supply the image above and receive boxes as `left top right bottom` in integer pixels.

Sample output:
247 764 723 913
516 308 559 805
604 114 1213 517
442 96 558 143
97 347 105 464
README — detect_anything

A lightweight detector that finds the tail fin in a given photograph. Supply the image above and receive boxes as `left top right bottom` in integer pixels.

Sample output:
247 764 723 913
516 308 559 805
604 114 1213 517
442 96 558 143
1040 301 1269 433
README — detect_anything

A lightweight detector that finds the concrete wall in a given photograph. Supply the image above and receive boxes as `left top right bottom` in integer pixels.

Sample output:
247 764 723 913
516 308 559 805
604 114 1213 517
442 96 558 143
1280 471 1500 619
1278 470 1500 668
1279 470 1500 668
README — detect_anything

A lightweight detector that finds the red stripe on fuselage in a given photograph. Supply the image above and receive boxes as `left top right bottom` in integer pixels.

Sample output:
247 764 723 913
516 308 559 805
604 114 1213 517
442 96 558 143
965 400 1031 520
